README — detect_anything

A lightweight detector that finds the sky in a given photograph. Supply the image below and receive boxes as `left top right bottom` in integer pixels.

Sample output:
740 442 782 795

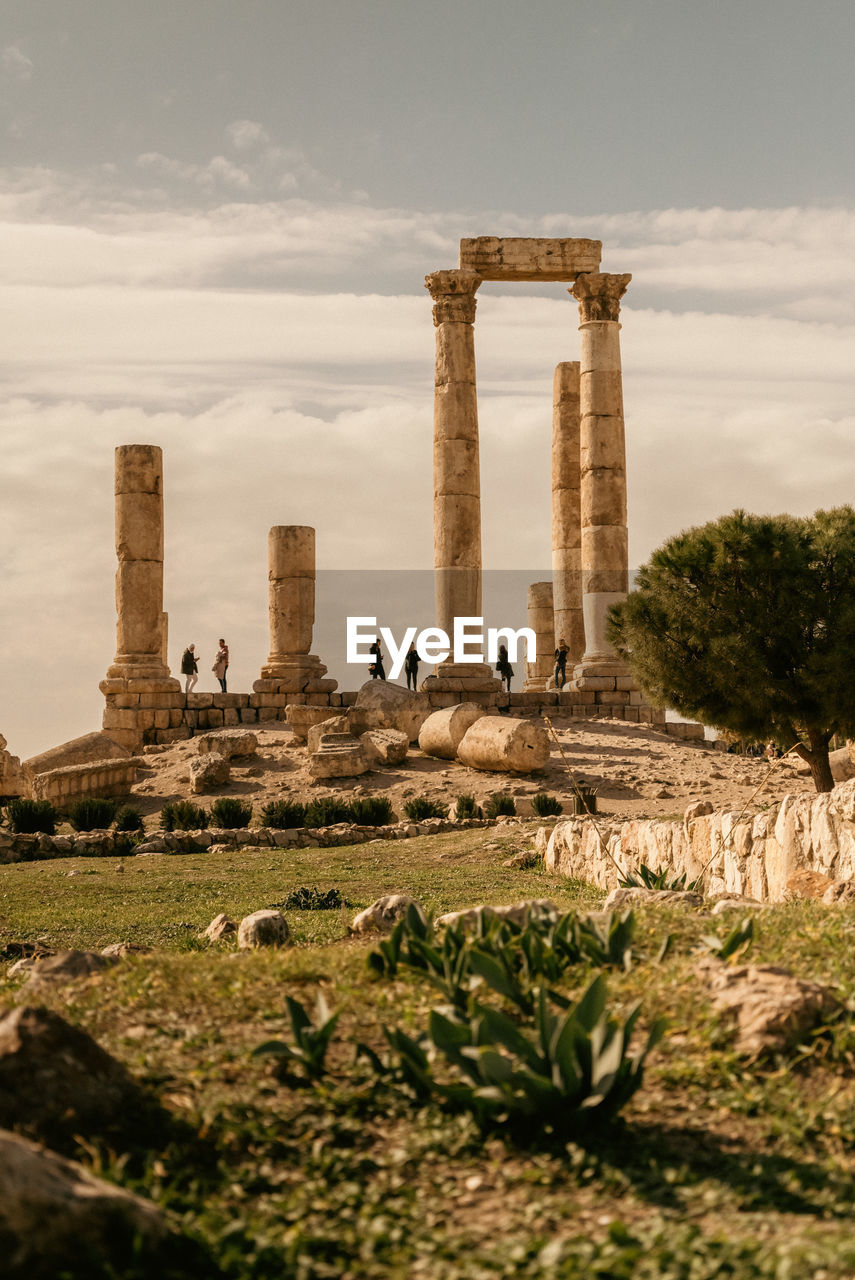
2 0 855 759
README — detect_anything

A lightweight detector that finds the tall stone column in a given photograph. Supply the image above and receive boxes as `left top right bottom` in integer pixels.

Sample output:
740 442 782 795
523 582 554 690
423 268 499 694
551 362 584 666
255 526 336 694
570 273 632 680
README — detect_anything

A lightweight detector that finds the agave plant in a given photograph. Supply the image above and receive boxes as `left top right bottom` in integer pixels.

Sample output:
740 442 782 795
254 993 340 1082
619 863 701 893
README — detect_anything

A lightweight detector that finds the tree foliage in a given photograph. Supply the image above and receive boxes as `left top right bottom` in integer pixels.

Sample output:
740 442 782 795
608 507 855 791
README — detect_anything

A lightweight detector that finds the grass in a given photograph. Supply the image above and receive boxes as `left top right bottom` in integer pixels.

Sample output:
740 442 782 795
4 827 855 1277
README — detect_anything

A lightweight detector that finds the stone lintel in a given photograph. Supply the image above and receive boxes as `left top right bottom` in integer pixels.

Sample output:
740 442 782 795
459 237 602 282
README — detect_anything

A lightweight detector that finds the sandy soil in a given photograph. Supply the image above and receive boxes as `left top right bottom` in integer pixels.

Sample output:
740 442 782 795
127 715 814 827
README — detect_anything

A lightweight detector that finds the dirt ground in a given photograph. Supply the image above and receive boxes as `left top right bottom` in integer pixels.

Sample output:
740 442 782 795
129 715 814 826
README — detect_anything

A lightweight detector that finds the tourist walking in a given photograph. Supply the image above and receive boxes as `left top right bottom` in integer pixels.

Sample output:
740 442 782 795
369 637 386 681
180 643 198 696
554 637 569 689
496 643 514 692
404 642 420 690
213 638 229 692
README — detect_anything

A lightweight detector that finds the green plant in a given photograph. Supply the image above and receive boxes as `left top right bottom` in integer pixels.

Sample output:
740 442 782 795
254 993 341 1082
276 886 346 910
210 796 253 829
484 793 516 819
701 915 755 961
160 800 209 831
530 792 563 817
348 795 394 826
260 799 306 829
455 794 482 819
6 797 57 835
303 796 356 828
403 796 448 821
67 796 119 831
113 805 145 833
619 863 701 892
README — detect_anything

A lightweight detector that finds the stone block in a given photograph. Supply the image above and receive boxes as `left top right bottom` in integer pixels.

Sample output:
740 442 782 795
257 708 279 722
251 679 279 693
168 709 184 727
458 236 602 281
223 709 240 726
623 706 640 722
597 690 631 706
153 711 170 729
102 708 140 731
629 690 644 705
186 692 214 708
651 708 667 724
154 727 191 743
340 691 358 706
211 694 248 709
250 693 281 708
126 678 181 694
205 709 225 727
135 710 156 731
306 693 333 706
574 676 616 692
429 693 458 708
239 708 258 723
638 707 654 723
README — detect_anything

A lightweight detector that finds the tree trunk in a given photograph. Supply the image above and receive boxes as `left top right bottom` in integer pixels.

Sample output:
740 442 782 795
793 728 834 793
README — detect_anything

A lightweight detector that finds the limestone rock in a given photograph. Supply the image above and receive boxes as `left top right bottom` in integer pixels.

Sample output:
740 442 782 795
200 912 238 941
702 960 839 1056
189 751 230 793
418 702 485 760
603 886 704 911
823 879 855 906
785 868 835 901
360 727 409 766
350 894 422 935
307 714 349 753
22 731 130 786
0 733 24 798
99 942 152 958
20 950 118 992
502 849 539 869
309 733 368 779
195 729 258 759
456 716 550 774
710 896 768 914
830 745 855 784
348 680 430 743
437 899 559 930
285 704 341 741
684 799 715 828
237 909 291 949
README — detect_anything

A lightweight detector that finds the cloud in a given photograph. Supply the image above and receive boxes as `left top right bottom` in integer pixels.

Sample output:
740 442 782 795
1 43 33 82
226 120 270 151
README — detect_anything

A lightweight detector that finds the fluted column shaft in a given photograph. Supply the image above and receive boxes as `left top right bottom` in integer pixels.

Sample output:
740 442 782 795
108 444 169 678
551 361 584 666
523 581 555 690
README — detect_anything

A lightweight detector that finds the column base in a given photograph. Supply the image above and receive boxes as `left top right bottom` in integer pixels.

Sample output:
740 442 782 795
256 655 337 694
570 659 637 693
523 676 550 691
421 662 502 693
106 658 175 682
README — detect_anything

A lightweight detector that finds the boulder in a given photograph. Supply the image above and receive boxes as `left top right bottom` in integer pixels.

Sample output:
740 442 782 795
307 714 349 753
785 868 836 901
684 799 715 828
360 727 409 766
350 894 422 935
823 879 855 906
99 942 152 958
285 705 342 741
189 751 230 793
200 912 238 941
348 680 430 743
710 896 768 914
308 733 369 779
21 731 130 786
437 899 559 929
20 950 118 992
456 716 550 774
830 745 855 784
195 729 258 759
418 703 485 760
237 909 291 949
603 887 704 911
701 960 839 1056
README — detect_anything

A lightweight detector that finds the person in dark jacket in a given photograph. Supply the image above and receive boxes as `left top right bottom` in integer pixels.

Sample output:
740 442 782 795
496 643 513 692
404 642 420 690
180 643 198 696
554 637 569 689
369 637 386 680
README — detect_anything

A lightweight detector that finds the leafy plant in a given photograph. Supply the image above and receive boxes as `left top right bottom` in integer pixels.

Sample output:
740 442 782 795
210 796 253 829
260 799 306 829
619 863 701 892
348 795 394 826
701 915 755 962
160 800 209 831
254 993 340 1082
455 794 482 820
531 792 563 817
484 793 516 819
67 797 119 831
276 887 346 910
114 805 145 833
304 797 355 828
6 798 57 835
403 796 448 821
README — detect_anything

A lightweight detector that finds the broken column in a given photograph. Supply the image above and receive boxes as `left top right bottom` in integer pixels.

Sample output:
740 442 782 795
551 362 584 667
254 526 336 694
569 273 633 683
523 582 555 690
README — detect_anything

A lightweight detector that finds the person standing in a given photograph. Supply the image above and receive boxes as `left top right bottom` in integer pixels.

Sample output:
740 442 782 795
404 642 420 691
496 643 513 692
369 637 386 681
180 643 198 696
554 637 569 690
213 638 229 692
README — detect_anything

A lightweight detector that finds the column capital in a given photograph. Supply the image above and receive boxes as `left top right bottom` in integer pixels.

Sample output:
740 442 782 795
425 268 482 325
570 272 631 324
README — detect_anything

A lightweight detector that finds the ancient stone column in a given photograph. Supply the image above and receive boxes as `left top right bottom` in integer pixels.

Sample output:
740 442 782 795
256 526 336 694
569 273 632 678
423 268 498 694
551 362 584 666
523 582 554 690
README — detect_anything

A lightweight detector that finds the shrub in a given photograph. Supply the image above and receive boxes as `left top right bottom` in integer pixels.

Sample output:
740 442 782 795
114 805 145 833
403 796 448 821
484 793 516 819
210 797 253 829
260 799 306 829
531 792 562 817
160 800 209 831
348 796 394 826
6 798 57 835
278 887 346 910
254 993 340 1083
455 794 482 820
67 797 119 832
303 797 355 828
619 863 701 892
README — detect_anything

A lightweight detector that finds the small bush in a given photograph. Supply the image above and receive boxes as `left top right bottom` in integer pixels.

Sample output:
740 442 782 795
260 799 307 829
160 800 209 831
484 793 516 819
304 797 355 828
278 887 346 910
403 797 448 821
114 805 145 833
349 796 394 826
455 794 482 820
68 797 119 832
210 797 253 829
6 798 57 835
531 792 563 817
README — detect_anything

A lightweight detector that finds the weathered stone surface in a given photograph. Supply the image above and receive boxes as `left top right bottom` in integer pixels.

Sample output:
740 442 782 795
418 702 485 760
523 582 555 689
309 733 369 778
458 236 602 282
710 896 768 914
456 716 550 773
823 878 855 906
359 727 409 766
307 715 349 753
195 729 258 759
99 942 152 958
437 899 559 929
285 704 341 740
701 960 839 1056
20 950 118 992
0 733 25 798
350 894 422 935
349 681 431 743
189 751 230 792
684 799 715 828
603 887 704 911
237 909 291 949
201 912 238 941
830 745 855 783
785 868 836 900
22 731 131 785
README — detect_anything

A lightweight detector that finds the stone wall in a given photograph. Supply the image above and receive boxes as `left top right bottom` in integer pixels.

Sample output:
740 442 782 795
544 778 855 902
